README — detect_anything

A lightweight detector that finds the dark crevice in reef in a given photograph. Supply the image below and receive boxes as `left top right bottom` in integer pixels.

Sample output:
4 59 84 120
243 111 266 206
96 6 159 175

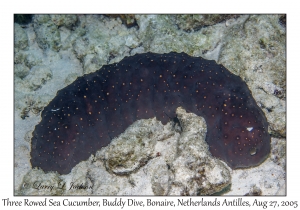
14 14 33 25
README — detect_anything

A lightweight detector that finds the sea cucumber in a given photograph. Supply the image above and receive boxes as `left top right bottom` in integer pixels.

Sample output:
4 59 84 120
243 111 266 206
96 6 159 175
30 52 270 174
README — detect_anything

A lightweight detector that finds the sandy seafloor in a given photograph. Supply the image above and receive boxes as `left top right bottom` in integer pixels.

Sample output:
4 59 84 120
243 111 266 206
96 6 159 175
14 14 286 195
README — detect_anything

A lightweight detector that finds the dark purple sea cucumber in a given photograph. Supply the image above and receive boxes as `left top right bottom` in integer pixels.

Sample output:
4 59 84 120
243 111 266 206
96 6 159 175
30 52 270 174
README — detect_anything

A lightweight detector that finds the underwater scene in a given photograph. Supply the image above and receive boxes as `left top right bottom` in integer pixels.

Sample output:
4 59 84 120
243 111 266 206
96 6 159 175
14 14 286 196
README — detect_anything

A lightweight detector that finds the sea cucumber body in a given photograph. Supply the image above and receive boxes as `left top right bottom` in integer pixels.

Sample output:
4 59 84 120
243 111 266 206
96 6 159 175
30 52 270 174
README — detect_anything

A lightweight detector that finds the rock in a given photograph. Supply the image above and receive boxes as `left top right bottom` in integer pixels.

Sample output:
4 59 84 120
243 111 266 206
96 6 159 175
14 23 28 50
23 65 52 90
33 15 61 51
270 138 286 169
19 169 64 195
24 52 43 69
14 64 30 79
168 108 231 195
97 118 160 175
33 15 51 24
50 15 78 28
104 14 138 28
174 14 239 32
245 185 262 196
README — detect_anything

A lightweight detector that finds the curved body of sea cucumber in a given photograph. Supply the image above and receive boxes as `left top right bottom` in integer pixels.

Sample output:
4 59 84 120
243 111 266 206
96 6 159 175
30 52 270 174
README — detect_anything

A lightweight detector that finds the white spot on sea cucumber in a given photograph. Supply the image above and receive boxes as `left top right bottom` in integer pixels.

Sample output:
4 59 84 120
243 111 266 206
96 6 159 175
247 127 253 131
51 108 60 112
250 147 257 155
